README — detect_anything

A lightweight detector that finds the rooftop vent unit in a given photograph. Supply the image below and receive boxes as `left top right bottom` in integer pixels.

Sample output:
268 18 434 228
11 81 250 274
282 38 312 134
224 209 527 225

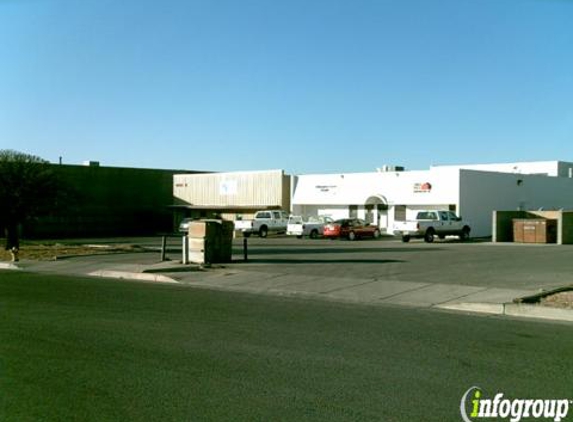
377 165 405 172
83 160 100 167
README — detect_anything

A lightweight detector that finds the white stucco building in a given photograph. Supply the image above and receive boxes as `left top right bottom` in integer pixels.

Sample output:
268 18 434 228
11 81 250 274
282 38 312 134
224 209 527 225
291 161 573 237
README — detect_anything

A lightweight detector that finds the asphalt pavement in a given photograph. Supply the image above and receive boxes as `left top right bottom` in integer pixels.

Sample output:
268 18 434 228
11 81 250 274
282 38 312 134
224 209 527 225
3 271 571 422
2 236 572 322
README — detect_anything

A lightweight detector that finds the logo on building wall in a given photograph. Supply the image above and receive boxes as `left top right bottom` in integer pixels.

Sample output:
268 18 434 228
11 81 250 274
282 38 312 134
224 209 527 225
414 182 432 193
220 180 238 196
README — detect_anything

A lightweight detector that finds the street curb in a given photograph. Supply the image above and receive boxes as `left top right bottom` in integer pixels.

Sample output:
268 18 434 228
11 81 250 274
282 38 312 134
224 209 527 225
434 302 505 315
435 301 573 323
0 262 22 270
88 270 180 284
142 265 204 274
504 303 573 322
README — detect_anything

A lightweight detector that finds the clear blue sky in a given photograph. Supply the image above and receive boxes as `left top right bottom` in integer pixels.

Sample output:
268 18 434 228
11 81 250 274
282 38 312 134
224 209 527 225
1 0 571 174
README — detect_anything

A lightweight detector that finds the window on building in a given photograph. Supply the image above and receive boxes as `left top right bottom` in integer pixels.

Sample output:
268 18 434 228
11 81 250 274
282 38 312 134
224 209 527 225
349 205 358 218
394 205 406 221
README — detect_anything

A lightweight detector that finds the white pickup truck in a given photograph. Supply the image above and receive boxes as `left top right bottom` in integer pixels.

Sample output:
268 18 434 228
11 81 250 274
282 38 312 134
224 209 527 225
234 210 289 238
286 215 334 239
393 210 471 243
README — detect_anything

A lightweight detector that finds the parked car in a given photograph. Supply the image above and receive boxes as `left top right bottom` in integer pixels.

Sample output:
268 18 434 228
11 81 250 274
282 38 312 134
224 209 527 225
286 215 334 239
392 210 471 243
323 218 381 240
234 210 289 238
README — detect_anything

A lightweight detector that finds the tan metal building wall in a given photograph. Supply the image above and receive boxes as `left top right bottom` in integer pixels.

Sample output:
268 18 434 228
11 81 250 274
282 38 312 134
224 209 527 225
173 170 291 220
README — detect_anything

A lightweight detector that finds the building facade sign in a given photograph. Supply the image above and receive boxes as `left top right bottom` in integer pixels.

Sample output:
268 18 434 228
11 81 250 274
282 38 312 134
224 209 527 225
414 182 432 193
315 185 338 193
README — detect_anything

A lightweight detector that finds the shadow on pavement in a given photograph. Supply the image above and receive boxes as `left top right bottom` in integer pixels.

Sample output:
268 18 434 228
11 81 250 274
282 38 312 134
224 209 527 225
231 258 405 264
232 247 443 255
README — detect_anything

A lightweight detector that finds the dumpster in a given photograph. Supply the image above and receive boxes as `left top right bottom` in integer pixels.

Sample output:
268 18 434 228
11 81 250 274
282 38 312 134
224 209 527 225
186 219 234 264
513 219 557 243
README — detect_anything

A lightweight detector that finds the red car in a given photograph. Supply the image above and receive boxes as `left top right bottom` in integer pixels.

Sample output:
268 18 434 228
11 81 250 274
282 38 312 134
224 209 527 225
323 218 381 240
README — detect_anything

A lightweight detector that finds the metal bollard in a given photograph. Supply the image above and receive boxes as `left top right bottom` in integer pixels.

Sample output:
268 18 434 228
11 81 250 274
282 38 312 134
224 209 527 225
161 235 167 261
182 235 189 264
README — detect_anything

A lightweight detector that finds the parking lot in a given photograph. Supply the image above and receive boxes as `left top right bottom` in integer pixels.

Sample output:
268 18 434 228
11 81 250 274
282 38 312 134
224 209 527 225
229 236 573 292
6 234 572 313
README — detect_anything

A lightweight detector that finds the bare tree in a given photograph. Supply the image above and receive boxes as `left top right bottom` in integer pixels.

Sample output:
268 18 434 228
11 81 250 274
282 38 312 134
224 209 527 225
0 150 61 261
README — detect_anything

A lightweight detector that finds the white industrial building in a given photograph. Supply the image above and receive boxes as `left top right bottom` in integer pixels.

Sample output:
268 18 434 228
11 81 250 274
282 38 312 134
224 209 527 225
291 161 573 238
171 161 573 238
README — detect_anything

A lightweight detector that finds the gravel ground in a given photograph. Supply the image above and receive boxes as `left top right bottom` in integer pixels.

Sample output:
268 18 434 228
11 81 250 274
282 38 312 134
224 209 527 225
0 242 145 261
541 291 573 309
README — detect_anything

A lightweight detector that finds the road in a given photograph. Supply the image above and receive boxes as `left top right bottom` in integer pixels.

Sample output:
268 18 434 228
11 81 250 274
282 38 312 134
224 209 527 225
1 271 571 422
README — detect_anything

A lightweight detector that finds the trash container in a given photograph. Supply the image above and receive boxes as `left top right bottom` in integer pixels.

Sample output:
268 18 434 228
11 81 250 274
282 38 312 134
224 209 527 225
512 219 557 243
187 219 234 264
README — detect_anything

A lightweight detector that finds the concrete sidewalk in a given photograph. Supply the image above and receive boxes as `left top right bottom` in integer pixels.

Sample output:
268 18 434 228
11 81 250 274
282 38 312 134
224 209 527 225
2 251 572 323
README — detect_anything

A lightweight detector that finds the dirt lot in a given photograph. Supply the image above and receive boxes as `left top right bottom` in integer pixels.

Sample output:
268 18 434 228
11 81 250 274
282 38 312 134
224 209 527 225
0 242 146 261
541 291 573 309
